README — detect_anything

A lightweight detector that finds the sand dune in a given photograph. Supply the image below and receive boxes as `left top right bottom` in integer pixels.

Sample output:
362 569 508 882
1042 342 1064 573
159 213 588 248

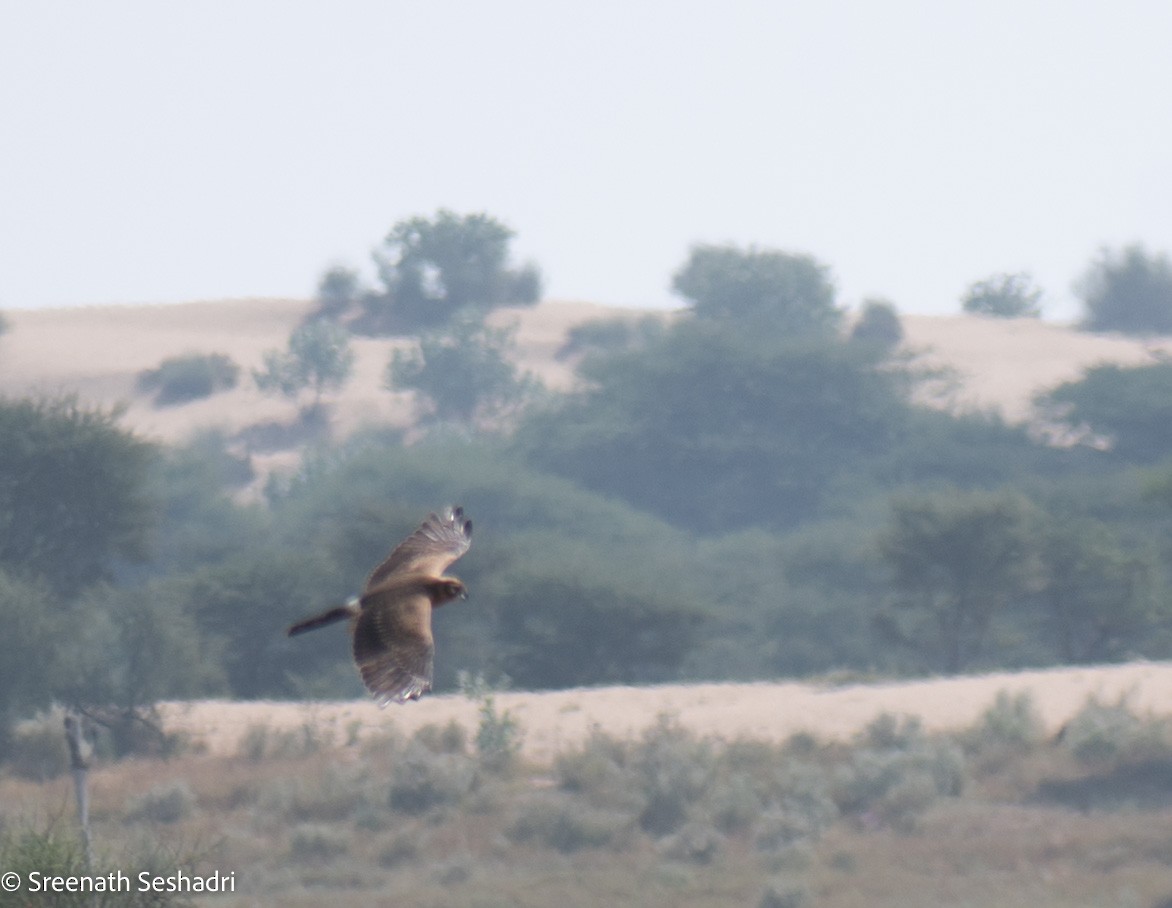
0 298 644 447
900 314 1172 422
4 299 1171 453
160 661 1172 762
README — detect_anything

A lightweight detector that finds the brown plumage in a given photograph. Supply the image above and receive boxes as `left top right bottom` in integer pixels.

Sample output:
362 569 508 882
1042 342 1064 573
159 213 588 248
287 506 472 705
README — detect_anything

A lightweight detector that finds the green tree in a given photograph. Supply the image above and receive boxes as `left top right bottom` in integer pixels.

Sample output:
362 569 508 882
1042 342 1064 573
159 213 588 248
878 490 1040 673
53 582 222 755
961 272 1043 318
268 435 712 692
0 571 59 758
519 320 910 532
1077 244 1172 334
0 397 155 593
254 319 355 411
312 265 363 320
181 549 344 699
850 298 904 349
671 244 843 338
361 209 541 334
387 310 541 427
1038 361 1172 463
1036 519 1159 663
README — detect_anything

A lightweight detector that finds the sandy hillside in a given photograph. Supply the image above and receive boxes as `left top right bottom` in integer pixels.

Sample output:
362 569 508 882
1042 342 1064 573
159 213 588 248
2 300 1171 454
0 298 646 447
160 661 1172 762
899 314 1172 422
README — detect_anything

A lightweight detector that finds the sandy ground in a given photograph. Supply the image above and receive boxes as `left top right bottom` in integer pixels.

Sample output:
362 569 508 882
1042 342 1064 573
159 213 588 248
899 314 1172 422
159 661 1172 762
4 300 1171 452
0 298 642 447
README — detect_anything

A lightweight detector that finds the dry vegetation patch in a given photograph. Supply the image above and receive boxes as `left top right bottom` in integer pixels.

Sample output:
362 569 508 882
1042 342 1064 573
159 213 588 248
7 677 1172 907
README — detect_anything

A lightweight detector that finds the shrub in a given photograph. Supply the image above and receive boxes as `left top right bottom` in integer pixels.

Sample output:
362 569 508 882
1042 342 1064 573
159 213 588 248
238 721 332 761
634 716 717 835
412 720 469 756
7 710 70 780
963 690 1046 760
758 880 809 908
459 674 523 774
758 762 839 848
137 353 239 406
256 765 370 822
125 779 197 824
289 823 351 862
376 832 420 869
506 794 629 853
0 823 194 907
833 714 965 831
660 820 724 864
707 771 763 834
388 742 477 814
961 272 1043 318
1061 695 1172 766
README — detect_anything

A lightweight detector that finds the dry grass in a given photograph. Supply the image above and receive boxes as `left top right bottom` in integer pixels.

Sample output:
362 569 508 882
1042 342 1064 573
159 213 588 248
6 684 1172 908
157 661 1172 762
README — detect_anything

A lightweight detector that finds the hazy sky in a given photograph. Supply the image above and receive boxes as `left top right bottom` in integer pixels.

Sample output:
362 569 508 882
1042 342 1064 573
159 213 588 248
3 2 1170 320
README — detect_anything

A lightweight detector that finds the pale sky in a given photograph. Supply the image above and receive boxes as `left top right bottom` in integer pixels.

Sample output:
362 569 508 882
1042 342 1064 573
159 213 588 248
2 1 1171 321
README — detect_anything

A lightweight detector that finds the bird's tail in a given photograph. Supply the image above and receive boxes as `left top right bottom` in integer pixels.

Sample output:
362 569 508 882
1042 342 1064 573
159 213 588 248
287 599 360 637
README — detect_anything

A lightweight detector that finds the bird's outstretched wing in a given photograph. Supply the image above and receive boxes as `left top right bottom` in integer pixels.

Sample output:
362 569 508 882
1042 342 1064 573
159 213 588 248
351 586 435 705
364 505 472 592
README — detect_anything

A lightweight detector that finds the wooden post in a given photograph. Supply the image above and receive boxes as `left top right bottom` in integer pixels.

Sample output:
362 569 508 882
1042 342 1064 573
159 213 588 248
63 713 93 869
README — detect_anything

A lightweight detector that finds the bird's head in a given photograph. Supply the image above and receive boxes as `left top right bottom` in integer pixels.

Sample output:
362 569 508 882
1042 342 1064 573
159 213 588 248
429 578 468 605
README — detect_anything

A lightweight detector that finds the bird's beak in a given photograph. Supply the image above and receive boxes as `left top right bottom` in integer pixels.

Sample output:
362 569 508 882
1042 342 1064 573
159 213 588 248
460 588 469 600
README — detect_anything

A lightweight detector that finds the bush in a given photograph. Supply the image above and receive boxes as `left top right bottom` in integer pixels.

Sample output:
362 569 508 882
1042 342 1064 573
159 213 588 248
0 823 194 907
376 832 419 869
125 779 197 824
961 272 1043 318
289 823 351 862
388 742 477 814
554 727 638 808
7 710 70 780
707 771 763 834
758 880 810 908
634 717 717 835
137 353 239 406
460 673 522 774
963 690 1045 761
833 714 965 831
660 820 724 864
755 762 838 849
506 794 629 853
255 765 370 823
1061 695 1172 766
412 720 469 755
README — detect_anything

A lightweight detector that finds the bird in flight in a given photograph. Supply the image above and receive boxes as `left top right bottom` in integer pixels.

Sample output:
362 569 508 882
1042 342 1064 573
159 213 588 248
287 506 473 705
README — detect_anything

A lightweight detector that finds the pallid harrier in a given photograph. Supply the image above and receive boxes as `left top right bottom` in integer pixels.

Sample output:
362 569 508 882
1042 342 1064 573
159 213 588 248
287 506 472 705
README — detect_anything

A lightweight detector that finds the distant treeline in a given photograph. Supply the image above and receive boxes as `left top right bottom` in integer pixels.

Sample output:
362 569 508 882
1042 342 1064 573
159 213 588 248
2 211 1172 760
